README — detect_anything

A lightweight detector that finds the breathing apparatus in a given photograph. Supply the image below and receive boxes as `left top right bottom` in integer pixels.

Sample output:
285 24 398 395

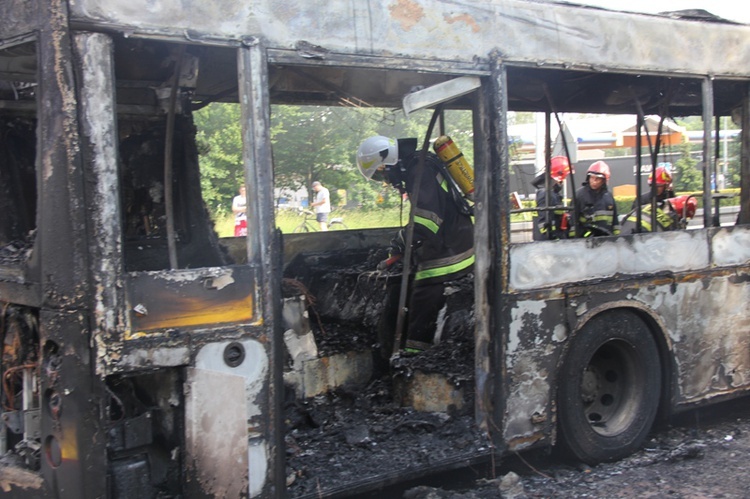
432 135 475 216
433 135 475 200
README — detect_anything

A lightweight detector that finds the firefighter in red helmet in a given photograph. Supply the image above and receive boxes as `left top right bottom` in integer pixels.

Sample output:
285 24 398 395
531 156 572 241
632 165 675 209
622 166 680 234
572 161 620 237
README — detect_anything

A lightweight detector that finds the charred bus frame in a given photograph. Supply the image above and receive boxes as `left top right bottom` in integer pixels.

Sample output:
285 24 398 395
1 0 749 497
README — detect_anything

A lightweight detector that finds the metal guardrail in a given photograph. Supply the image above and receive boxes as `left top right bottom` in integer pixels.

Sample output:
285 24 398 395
511 205 741 243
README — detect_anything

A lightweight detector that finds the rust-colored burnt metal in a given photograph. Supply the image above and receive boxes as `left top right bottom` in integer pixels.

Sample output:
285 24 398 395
125 265 257 336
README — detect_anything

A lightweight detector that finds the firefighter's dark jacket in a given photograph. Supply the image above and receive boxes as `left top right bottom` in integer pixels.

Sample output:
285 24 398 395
403 151 474 285
531 173 567 241
572 182 620 237
632 188 675 209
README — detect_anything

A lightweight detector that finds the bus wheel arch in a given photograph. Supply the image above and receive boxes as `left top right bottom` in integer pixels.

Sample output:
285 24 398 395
556 307 665 464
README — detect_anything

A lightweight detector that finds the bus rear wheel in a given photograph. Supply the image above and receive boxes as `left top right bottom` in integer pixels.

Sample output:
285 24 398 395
557 309 661 465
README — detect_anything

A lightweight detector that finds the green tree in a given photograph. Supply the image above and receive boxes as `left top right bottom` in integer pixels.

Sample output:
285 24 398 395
194 103 243 215
672 140 703 192
271 106 370 205
195 102 480 216
725 135 741 187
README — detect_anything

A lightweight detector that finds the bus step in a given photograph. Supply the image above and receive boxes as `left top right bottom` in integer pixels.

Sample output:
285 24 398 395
284 349 373 399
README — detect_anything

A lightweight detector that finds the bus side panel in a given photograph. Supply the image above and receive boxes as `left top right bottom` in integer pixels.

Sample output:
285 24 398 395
649 227 750 404
506 227 750 435
185 338 270 498
509 231 709 292
632 273 750 404
501 292 568 451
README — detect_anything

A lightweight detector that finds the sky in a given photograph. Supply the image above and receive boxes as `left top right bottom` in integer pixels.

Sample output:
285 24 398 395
572 1 750 24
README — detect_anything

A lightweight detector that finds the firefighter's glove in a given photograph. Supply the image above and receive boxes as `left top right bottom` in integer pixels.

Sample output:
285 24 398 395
377 254 402 271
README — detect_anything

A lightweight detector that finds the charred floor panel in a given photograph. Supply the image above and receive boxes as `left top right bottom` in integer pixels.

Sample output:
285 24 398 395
282 247 487 497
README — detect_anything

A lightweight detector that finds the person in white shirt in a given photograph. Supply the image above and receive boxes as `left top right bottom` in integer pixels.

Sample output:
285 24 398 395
309 181 331 231
232 185 247 236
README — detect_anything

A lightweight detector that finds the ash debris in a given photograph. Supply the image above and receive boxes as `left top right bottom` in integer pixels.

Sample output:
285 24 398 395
282 246 483 498
284 376 490 498
284 247 395 329
0 231 34 265
500 401 749 499
512 416 747 498
374 399 750 499
308 321 374 358
282 247 475 370
393 274 475 384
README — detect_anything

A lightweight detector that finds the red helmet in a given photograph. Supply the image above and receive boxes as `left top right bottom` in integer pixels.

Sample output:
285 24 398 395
587 161 611 183
550 156 572 182
649 166 673 186
667 195 697 219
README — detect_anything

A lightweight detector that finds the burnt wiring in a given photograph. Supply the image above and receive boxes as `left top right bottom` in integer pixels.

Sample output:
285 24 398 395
283 277 326 336
105 383 126 422
2 363 37 412
514 451 553 480
0 301 7 413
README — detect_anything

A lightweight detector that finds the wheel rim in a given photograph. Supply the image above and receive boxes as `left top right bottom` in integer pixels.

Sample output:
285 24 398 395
579 339 642 437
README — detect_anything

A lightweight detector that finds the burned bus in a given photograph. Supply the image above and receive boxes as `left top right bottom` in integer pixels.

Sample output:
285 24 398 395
1 0 749 497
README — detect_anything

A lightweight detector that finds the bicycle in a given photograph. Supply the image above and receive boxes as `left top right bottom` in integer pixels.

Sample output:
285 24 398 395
292 208 348 233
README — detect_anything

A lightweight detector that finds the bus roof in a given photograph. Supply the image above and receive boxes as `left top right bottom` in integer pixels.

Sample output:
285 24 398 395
59 0 750 79
2 1 749 115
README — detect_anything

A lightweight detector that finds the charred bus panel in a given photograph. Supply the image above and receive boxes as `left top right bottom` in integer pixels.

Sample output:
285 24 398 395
504 226 750 459
0 7 279 498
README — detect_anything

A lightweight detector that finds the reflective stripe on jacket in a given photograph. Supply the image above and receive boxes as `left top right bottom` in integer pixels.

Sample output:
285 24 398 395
572 183 620 237
404 152 475 284
620 203 676 234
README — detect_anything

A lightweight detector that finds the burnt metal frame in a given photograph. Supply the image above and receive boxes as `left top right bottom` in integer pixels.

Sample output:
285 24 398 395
35 4 109 496
238 38 287 496
0 26 285 499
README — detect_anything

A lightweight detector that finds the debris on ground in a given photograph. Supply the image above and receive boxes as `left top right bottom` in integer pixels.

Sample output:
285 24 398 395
0 231 34 265
398 398 750 499
284 377 490 498
282 248 485 497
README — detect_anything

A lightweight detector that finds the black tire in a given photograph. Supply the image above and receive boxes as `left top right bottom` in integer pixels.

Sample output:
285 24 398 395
293 224 310 233
557 309 661 464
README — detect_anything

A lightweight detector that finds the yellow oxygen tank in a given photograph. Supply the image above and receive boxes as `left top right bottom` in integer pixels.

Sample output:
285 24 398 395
433 135 475 200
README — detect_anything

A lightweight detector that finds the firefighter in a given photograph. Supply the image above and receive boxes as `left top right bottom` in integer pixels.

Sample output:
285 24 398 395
666 195 698 228
531 156 572 241
572 160 620 237
356 135 474 354
621 194 697 233
632 165 675 209
620 201 676 233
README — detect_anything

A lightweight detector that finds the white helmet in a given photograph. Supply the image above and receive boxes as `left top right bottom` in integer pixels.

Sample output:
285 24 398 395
356 135 398 180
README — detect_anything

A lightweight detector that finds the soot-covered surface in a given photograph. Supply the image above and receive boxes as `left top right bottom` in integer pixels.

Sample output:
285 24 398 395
394 397 750 498
0 232 34 266
284 374 490 498
283 248 482 498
